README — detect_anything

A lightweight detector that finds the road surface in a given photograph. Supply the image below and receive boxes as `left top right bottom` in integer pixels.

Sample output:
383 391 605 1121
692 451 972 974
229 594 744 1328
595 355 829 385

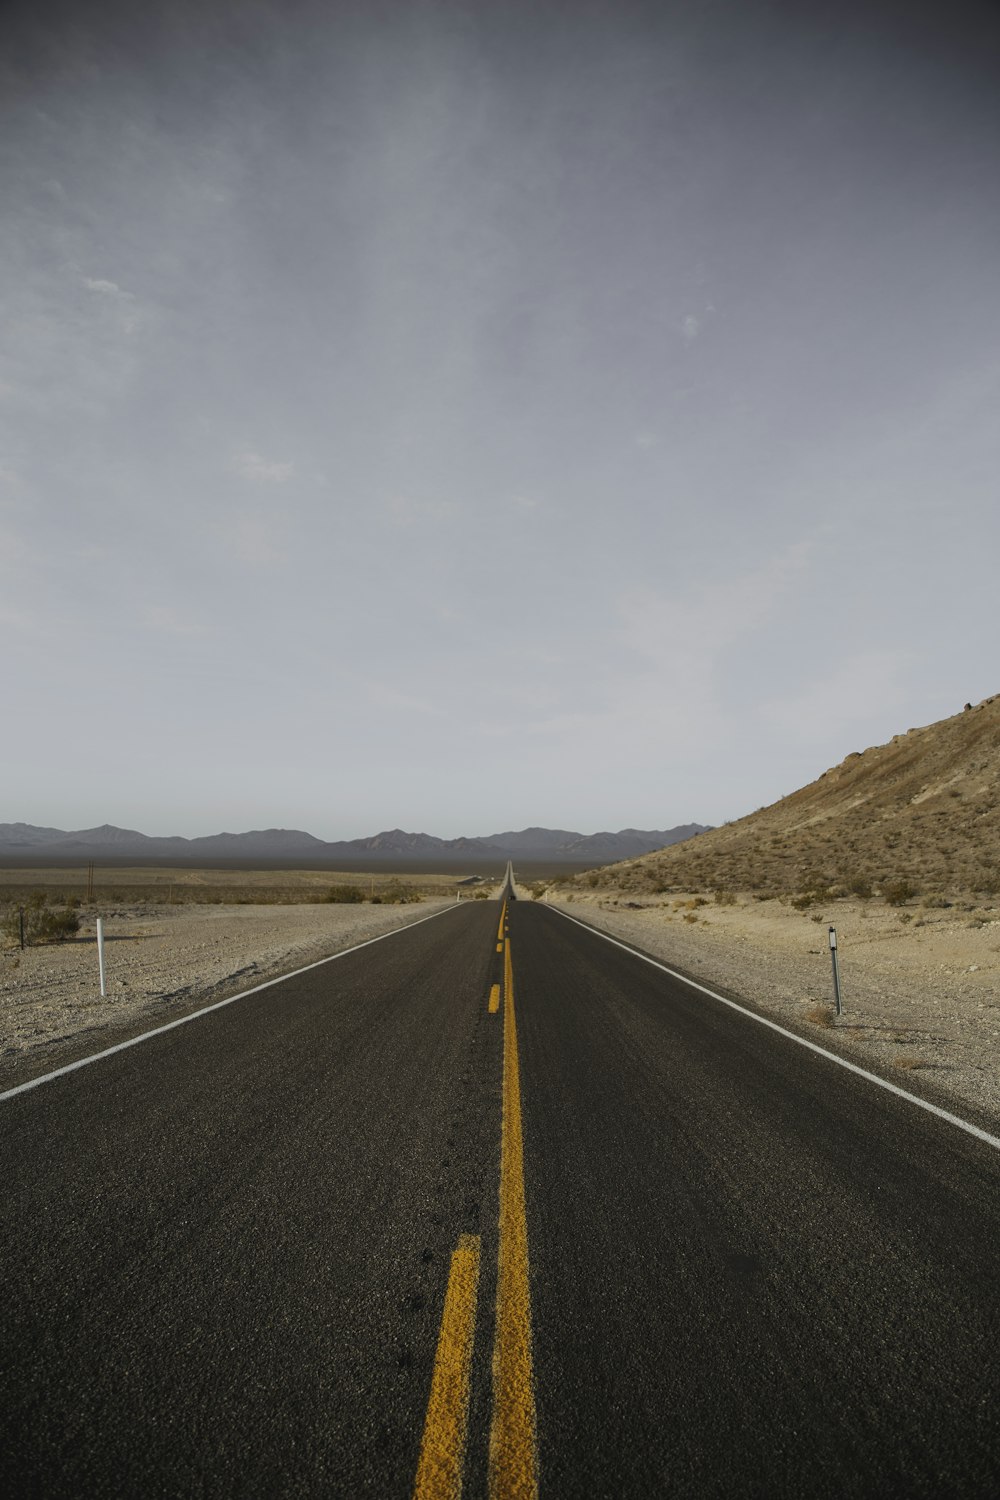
3 891 1000 1496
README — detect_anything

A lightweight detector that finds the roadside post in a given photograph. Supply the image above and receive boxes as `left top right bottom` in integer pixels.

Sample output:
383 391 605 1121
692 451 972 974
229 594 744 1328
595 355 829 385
829 926 843 1016
97 917 107 998
18 906 25 950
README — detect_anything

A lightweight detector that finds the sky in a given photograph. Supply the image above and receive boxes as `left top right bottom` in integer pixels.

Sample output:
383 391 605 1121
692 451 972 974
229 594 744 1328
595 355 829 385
3 0 1000 839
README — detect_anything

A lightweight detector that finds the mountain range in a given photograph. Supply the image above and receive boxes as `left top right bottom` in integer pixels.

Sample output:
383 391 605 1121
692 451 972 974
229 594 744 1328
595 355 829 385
0 821 710 868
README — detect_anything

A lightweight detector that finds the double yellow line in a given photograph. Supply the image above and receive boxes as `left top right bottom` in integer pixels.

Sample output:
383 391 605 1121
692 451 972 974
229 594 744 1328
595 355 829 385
490 917 537 1496
414 899 537 1499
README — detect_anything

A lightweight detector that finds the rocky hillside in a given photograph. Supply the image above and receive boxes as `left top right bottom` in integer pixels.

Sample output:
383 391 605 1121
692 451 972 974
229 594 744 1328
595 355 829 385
589 695 1000 900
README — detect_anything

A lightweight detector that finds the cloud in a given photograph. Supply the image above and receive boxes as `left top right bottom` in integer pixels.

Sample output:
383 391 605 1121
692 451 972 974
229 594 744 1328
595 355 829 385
83 277 135 300
682 304 716 344
234 451 295 484
79 275 142 335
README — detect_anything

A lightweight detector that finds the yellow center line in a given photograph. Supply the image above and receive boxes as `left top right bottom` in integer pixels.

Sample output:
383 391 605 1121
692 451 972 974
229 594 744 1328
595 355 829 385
414 1234 482 1500
489 983 501 1014
489 934 538 1499
497 901 507 942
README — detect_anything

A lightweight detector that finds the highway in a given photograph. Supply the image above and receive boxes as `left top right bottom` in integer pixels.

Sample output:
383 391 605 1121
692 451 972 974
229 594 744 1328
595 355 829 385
3 887 1000 1496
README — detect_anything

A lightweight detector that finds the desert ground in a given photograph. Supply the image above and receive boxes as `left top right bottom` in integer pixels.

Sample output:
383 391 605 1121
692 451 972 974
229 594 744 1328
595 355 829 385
535 886 1000 1128
0 869 481 1083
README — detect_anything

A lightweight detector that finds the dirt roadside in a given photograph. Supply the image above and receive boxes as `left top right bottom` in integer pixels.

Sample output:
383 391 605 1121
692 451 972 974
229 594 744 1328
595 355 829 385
538 889 1000 1129
0 899 458 1084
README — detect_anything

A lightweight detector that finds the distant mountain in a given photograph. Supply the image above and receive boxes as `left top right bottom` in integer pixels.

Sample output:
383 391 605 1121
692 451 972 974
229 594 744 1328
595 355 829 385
323 829 494 857
188 829 329 856
476 826 708 860
0 822 70 848
477 828 581 854
0 821 709 866
0 822 189 854
559 826 707 860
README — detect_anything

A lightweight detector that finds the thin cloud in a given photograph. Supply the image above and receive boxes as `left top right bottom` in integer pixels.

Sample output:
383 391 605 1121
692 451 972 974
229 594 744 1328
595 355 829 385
83 277 135 300
234 451 295 484
79 274 142 335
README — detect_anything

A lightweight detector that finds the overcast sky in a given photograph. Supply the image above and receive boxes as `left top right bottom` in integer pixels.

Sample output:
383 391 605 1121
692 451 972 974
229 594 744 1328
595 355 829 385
3 0 999 839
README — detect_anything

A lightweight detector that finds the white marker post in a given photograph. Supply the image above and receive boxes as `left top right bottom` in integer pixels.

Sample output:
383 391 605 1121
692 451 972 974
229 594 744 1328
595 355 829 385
97 918 107 998
829 925 843 1016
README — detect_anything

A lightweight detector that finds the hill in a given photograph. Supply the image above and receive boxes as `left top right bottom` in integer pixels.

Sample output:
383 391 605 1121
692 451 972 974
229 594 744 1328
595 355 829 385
587 695 1000 901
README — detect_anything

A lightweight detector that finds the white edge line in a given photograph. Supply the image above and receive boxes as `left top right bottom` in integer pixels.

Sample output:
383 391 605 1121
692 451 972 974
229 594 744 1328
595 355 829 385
0 903 463 1105
548 903 1000 1155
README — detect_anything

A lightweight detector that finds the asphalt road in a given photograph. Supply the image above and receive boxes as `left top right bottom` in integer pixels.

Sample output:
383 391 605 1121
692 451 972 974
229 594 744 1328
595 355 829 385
3 894 1000 1496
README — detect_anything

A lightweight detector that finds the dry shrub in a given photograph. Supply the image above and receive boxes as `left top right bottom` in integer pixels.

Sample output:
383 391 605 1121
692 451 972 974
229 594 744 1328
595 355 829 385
324 885 365 904
1 895 80 946
883 878 919 906
805 1004 835 1028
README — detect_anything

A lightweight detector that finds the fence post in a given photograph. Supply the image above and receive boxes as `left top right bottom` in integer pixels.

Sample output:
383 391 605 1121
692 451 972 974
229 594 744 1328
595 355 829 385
97 918 107 998
829 926 843 1016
